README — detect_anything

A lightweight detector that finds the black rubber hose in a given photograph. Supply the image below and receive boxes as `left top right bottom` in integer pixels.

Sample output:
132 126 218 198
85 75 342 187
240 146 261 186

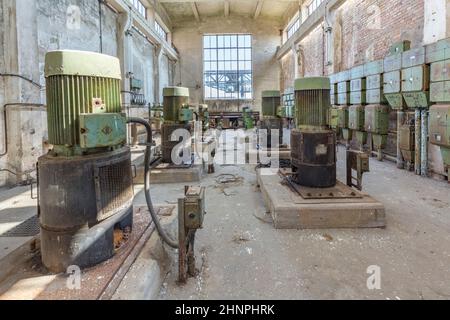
127 117 179 249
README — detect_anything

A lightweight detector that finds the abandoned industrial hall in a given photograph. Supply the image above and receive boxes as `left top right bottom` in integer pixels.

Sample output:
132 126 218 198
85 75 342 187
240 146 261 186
0 0 449 304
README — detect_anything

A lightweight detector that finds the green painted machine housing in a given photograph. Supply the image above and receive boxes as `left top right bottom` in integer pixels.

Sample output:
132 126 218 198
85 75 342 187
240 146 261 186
294 77 331 129
429 105 450 148
329 107 339 129
163 87 192 123
348 105 365 131
79 113 127 149
337 106 349 128
429 105 450 180
364 105 390 135
44 50 124 156
261 90 281 117
401 65 430 108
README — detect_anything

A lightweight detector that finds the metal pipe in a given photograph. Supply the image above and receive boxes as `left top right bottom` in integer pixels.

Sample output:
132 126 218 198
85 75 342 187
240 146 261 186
421 109 428 177
1 103 46 157
126 117 179 249
414 109 421 175
397 111 405 169
0 73 42 89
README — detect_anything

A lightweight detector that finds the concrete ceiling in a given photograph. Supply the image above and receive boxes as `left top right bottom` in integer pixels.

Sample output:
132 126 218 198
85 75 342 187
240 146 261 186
158 0 300 22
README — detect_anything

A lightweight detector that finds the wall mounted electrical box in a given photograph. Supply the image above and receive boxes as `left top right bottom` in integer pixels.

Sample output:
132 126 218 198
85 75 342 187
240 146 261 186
430 59 450 103
349 105 365 131
401 65 430 108
337 106 349 128
364 105 390 135
426 38 450 64
366 74 387 104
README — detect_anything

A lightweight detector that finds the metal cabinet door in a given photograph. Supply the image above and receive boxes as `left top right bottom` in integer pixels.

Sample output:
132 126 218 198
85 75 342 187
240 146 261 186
384 71 401 93
364 60 384 76
366 74 382 90
431 60 450 82
430 81 450 102
350 79 366 92
401 65 430 92
337 81 350 93
426 38 450 63
384 53 402 72
402 47 426 68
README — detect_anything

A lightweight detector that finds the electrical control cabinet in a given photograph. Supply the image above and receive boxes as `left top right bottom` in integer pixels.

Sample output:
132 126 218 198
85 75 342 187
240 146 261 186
366 74 383 90
363 60 384 77
337 106 349 128
426 38 450 64
384 53 402 73
431 60 450 82
402 47 426 68
401 65 430 108
350 91 366 105
384 71 402 93
338 93 350 105
349 105 365 131
429 105 450 148
364 105 390 135
401 65 430 92
367 89 387 104
350 79 366 92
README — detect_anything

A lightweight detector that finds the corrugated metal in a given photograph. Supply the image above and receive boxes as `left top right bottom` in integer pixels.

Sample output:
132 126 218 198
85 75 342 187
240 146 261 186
295 89 330 128
46 75 121 146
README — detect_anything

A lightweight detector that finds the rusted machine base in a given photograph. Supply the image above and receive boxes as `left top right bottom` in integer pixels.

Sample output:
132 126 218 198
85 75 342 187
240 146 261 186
0 206 174 300
257 169 386 230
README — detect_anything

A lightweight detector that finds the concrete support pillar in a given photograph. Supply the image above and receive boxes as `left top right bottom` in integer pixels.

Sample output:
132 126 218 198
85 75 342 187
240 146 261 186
0 0 44 186
423 0 450 44
154 45 163 104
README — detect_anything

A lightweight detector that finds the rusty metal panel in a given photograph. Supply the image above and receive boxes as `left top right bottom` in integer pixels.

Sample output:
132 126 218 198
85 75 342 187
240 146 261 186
399 124 415 152
384 71 402 93
426 38 450 63
350 78 366 92
402 47 426 68
430 60 450 82
384 53 402 72
401 65 430 92
430 81 450 102
366 74 383 90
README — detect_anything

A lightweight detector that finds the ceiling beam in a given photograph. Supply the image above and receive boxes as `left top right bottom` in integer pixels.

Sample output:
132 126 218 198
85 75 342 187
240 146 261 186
224 0 230 17
254 1 264 19
191 2 200 22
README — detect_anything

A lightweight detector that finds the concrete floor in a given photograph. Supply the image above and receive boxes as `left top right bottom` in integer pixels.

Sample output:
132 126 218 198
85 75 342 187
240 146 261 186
0 130 449 300
148 139 450 300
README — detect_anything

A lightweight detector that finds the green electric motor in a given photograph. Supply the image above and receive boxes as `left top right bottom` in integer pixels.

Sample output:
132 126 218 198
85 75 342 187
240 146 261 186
45 50 126 156
294 77 331 130
163 87 193 123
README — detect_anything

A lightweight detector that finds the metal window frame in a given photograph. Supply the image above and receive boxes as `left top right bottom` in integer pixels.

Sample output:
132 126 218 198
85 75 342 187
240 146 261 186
203 34 253 101
155 20 168 41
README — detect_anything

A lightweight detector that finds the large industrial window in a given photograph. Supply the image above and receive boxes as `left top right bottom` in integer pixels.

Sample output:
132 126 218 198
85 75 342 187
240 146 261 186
203 34 253 100
307 0 324 16
131 0 146 18
287 18 300 40
155 21 167 41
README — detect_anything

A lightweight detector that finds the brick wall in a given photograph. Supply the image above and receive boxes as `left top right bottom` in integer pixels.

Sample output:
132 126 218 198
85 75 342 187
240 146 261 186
281 0 425 90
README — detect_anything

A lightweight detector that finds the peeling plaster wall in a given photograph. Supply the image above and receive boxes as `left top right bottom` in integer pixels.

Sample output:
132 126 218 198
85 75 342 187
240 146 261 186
172 16 281 113
0 0 172 187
